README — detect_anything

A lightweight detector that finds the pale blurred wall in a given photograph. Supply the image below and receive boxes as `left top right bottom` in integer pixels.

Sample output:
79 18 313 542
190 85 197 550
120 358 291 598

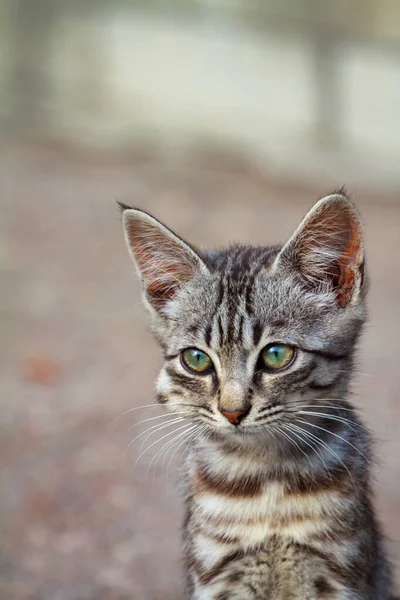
1 0 400 192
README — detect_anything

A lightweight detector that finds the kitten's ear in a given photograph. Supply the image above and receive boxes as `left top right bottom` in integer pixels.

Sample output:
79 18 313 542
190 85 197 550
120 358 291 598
276 193 365 307
120 206 208 311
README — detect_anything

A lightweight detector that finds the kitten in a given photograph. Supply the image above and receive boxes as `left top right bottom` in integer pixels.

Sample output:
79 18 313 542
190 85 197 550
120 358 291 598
120 193 397 599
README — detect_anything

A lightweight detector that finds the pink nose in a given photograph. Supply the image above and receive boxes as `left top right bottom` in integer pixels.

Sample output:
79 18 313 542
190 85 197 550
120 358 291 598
219 409 249 426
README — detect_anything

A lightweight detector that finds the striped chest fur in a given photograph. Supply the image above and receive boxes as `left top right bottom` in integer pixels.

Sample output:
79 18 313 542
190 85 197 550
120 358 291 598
183 439 365 599
120 194 397 599
187 439 354 545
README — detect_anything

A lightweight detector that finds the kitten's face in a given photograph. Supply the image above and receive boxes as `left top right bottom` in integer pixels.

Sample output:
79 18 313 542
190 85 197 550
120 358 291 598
121 194 366 447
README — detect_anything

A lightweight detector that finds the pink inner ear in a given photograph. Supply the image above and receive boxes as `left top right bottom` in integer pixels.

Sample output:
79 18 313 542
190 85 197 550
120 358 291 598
124 213 200 306
336 220 363 308
286 196 365 307
135 239 191 301
146 264 186 301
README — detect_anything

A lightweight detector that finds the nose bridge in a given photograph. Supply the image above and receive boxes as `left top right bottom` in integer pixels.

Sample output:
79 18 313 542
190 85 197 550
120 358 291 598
218 378 248 412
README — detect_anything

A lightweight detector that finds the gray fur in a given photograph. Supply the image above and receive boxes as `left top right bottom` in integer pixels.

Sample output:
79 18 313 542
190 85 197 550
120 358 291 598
120 194 397 599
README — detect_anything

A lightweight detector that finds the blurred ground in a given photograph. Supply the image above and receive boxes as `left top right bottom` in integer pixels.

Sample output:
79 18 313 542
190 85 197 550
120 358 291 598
1 141 399 599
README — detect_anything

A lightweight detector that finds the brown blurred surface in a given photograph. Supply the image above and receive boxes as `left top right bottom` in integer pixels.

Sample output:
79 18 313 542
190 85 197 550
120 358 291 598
1 142 399 599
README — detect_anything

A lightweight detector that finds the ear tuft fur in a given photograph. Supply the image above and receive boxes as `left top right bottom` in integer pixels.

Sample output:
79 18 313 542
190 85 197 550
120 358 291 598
331 185 349 199
117 201 135 214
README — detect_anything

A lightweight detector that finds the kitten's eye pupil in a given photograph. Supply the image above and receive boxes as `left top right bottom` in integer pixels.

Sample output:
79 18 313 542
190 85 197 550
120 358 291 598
261 344 295 371
181 348 213 374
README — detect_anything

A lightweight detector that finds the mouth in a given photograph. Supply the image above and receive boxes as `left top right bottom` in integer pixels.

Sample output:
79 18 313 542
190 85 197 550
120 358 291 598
217 422 270 438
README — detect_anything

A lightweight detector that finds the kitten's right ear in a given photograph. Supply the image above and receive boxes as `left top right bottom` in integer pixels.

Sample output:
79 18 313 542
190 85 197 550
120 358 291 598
274 193 365 308
120 205 208 312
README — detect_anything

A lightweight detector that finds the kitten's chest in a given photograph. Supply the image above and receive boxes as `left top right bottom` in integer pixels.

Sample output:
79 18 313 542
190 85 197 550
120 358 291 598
186 452 333 549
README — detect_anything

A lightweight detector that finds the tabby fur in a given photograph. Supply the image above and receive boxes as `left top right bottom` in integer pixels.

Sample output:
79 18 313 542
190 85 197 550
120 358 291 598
120 193 397 599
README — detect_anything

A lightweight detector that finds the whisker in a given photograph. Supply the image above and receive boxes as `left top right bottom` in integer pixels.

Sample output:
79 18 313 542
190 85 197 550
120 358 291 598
263 424 279 446
337 370 374 378
284 423 333 485
274 424 315 471
165 425 206 483
291 420 356 489
132 416 185 444
132 422 191 472
128 411 189 431
113 402 204 425
289 402 358 412
297 418 369 462
157 428 194 476
157 422 205 479
308 398 365 411
169 424 213 482
297 410 365 433
122 417 186 467
113 403 164 424
148 430 187 481
162 427 198 479
136 418 188 456
147 424 198 480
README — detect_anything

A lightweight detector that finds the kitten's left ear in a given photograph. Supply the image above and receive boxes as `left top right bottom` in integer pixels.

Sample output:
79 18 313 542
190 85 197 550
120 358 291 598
275 192 365 307
120 205 209 312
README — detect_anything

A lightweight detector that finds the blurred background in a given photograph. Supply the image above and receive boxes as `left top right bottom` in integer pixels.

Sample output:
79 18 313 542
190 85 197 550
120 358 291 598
1 1 399 598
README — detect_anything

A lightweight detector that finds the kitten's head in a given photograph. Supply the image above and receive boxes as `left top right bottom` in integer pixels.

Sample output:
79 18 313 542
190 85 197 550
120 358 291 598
120 193 366 448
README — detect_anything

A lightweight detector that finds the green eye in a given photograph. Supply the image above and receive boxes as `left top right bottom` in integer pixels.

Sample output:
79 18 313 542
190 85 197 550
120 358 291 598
181 348 213 374
261 344 295 371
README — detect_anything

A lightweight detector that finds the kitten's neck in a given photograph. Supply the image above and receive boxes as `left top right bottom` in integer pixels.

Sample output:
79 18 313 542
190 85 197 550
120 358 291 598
190 415 368 487
192 429 308 479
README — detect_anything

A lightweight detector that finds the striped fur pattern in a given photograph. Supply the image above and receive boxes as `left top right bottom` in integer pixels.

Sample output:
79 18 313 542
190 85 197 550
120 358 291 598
120 193 397 599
